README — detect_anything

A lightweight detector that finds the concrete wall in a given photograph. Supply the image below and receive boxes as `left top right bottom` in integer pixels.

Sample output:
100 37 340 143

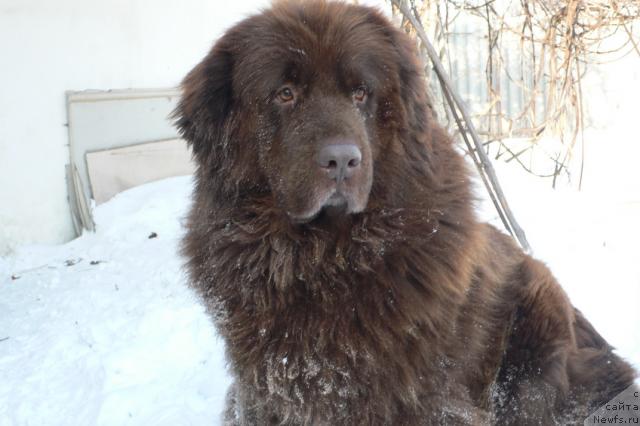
0 0 269 254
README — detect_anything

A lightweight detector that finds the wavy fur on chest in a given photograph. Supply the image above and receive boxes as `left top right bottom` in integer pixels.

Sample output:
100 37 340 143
183 187 482 424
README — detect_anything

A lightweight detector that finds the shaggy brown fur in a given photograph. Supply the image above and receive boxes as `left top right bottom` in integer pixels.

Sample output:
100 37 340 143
173 1 637 424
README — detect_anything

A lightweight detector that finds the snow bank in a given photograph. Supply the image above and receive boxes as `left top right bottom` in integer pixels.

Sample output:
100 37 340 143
0 176 230 426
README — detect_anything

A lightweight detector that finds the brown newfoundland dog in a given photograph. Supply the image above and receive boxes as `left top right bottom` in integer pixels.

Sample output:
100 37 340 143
173 1 637 424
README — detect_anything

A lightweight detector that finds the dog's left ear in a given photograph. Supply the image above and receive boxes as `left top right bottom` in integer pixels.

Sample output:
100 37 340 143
363 8 434 124
388 25 435 123
172 45 233 162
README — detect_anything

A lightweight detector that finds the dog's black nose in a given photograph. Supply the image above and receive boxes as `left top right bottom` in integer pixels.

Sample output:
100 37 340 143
316 144 362 181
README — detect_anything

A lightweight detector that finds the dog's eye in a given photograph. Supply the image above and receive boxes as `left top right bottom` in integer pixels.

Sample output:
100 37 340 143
353 86 367 103
277 87 295 103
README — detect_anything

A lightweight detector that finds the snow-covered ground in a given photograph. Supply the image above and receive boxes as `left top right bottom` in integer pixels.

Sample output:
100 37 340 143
0 177 230 426
1 165 639 425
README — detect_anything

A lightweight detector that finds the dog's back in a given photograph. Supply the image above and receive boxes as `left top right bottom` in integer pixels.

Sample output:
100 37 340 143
463 226 638 425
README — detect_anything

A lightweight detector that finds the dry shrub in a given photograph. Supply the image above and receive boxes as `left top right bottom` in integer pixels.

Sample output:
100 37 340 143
389 0 640 188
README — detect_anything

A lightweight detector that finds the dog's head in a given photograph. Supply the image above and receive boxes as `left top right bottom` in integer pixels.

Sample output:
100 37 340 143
174 1 431 223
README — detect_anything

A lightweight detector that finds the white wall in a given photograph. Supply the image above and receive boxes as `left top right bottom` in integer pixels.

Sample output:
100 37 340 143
0 0 269 255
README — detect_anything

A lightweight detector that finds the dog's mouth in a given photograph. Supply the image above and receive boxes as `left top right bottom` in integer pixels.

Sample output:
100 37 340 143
289 190 354 224
324 192 349 208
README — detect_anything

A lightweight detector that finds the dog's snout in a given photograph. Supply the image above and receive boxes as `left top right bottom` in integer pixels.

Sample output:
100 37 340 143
316 144 362 181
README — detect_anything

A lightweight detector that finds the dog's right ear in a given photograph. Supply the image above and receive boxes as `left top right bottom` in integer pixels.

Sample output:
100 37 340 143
172 46 233 161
